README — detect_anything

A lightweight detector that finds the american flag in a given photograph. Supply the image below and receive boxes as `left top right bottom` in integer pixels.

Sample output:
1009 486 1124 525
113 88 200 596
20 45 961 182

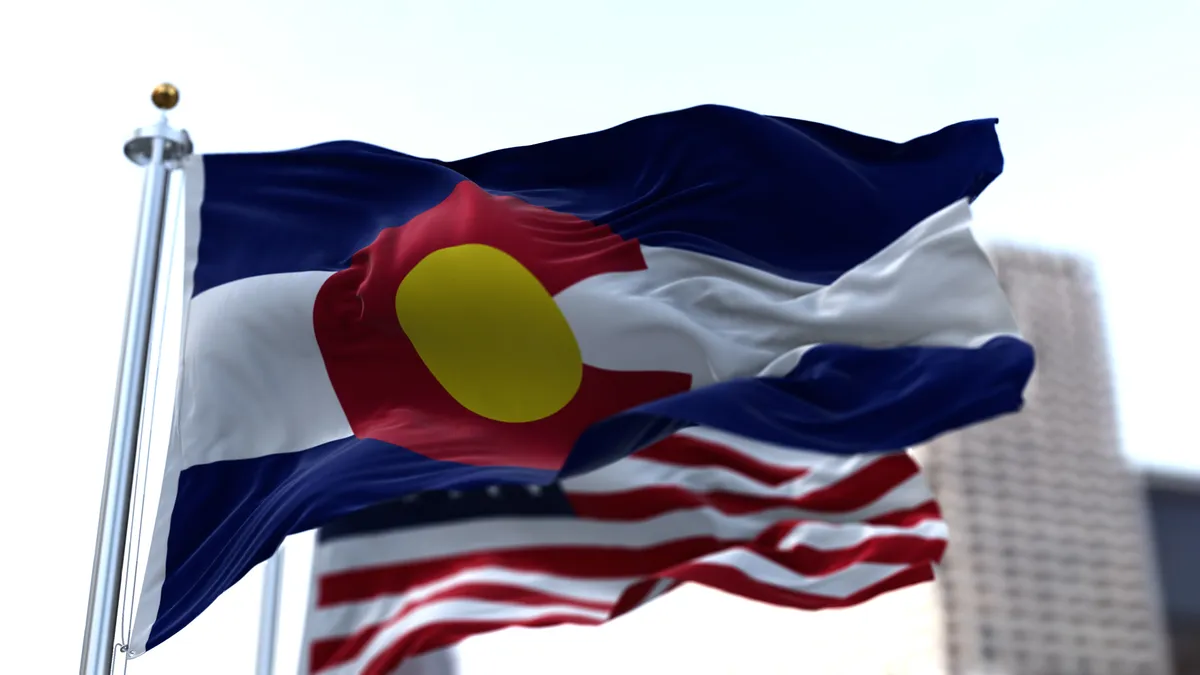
301 427 947 675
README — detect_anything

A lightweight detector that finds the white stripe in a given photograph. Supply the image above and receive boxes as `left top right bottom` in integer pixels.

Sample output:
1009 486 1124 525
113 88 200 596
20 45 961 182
635 577 677 608
555 245 824 386
315 599 610 675
308 567 637 640
692 549 911 600
556 199 1021 387
163 198 1009 473
150 198 1012 474
775 518 948 552
314 480 936 575
565 425 917 500
673 426 898 469
561 453 884 499
175 270 352 466
570 468 934 525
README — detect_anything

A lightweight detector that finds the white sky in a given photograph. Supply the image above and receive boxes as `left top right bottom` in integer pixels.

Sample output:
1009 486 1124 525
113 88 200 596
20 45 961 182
2 1 1198 674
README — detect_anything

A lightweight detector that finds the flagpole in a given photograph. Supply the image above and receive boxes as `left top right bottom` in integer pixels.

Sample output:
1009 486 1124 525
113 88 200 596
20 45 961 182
79 83 193 675
255 548 286 675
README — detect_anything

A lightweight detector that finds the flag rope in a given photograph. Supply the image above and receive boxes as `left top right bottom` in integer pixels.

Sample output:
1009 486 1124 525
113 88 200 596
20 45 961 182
115 177 185 671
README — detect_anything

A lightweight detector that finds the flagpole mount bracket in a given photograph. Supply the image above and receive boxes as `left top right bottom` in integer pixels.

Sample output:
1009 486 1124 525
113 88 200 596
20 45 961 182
124 83 193 168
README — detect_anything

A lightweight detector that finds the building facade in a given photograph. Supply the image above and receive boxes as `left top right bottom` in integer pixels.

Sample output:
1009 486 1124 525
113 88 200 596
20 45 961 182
1143 469 1200 673
920 245 1173 674
671 244 1181 675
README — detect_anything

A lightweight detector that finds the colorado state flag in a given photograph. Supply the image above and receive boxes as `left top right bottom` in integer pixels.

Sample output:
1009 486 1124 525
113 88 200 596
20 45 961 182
130 105 1034 654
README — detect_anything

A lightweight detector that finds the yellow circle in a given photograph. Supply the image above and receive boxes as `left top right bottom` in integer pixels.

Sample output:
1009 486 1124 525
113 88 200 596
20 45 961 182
395 244 583 423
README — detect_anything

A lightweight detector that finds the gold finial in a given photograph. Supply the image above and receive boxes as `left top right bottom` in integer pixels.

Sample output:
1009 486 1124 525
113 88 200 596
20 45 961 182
151 83 180 111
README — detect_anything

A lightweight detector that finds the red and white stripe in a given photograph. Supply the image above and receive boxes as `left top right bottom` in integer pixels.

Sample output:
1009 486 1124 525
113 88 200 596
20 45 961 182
303 427 947 675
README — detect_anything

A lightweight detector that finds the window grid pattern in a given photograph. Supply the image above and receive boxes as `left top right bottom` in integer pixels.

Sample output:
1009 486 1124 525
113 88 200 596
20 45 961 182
922 247 1172 675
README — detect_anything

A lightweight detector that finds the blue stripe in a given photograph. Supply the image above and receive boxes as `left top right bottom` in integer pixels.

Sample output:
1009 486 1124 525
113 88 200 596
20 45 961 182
195 147 462 296
561 337 1036 476
194 105 1001 295
451 107 1001 285
147 439 552 651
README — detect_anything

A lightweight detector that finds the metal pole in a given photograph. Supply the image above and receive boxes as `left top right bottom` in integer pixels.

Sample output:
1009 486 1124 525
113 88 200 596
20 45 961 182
79 84 192 675
255 548 286 675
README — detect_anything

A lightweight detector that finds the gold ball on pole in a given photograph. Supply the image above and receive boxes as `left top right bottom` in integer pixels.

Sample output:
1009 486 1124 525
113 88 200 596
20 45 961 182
151 83 180 111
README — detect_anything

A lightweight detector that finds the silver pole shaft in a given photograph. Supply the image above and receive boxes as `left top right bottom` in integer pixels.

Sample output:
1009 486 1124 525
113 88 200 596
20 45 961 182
256 548 286 675
80 102 191 675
